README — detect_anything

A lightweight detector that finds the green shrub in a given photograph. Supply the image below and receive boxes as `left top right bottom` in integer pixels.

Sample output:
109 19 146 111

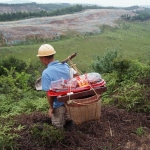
0 94 13 114
91 49 118 73
112 57 131 82
0 56 44 90
0 56 27 76
112 82 150 112
0 121 18 150
101 57 150 112
112 58 150 83
26 60 45 88
0 67 31 100
125 60 150 81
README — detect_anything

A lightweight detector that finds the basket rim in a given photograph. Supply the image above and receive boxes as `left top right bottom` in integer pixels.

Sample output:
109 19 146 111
66 94 100 107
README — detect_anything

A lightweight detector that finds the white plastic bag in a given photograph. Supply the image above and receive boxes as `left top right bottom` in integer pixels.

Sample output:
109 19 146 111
81 72 102 84
49 72 102 91
67 78 78 88
50 78 66 90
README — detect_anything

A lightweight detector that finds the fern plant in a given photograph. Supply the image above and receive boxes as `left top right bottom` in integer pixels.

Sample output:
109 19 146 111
113 82 150 112
0 67 31 101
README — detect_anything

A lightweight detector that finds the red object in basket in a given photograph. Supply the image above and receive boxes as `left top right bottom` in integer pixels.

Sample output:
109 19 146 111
47 79 106 97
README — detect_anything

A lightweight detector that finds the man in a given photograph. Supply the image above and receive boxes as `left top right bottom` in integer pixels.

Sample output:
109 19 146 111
37 44 71 128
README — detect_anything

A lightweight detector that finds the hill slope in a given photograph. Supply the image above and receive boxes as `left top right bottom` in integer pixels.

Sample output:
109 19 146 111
0 8 137 45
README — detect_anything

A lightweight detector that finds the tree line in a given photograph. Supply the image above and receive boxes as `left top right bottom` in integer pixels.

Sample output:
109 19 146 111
0 2 71 13
121 8 150 21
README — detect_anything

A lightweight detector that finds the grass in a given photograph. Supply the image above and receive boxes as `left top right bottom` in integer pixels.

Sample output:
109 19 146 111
0 20 150 72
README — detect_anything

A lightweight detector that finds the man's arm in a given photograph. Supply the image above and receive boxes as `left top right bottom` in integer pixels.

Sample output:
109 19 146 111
47 94 54 118
47 95 54 108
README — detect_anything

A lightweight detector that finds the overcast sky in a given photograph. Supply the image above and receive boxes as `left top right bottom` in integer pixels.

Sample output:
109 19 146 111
0 0 150 7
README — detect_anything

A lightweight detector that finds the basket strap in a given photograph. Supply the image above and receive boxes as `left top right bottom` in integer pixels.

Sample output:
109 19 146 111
69 60 82 75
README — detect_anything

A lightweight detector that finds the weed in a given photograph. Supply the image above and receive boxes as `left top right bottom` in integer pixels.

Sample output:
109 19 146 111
135 126 146 136
31 123 64 145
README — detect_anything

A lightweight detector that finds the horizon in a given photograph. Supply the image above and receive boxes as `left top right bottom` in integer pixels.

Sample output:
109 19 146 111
0 0 150 7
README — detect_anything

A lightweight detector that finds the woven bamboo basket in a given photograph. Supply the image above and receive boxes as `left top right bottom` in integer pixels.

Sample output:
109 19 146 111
65 94 101 125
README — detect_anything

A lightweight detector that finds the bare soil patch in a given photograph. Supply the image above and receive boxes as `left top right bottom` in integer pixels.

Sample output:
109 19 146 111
0 9 136 45
13 106 150 150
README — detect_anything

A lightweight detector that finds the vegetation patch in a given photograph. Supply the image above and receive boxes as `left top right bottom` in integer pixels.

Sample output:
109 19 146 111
0 19 150 149
1 107 149 150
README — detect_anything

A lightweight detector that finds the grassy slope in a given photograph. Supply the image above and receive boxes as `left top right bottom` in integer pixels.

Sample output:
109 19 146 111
0 20 150 149
0 20 150 72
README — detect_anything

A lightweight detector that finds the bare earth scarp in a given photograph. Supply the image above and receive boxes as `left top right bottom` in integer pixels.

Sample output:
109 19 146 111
0 9 136 44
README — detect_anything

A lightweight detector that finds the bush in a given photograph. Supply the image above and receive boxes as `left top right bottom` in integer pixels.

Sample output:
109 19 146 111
125 60 150 81
113 82 150 112
94 51 150 113
91 49 118 73
0 56 27 76
0 56 44 90
102 59 150 112
112 57 131 82
0 67 32 100
26 60 45 88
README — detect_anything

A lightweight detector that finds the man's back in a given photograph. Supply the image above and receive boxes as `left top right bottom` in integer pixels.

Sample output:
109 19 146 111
42 60 70 91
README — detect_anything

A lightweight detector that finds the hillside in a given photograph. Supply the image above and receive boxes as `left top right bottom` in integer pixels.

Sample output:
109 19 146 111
0 3 72 14
0 4 150 150
0 8 138 45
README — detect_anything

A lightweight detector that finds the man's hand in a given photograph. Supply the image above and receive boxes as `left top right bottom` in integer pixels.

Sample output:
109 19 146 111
48 108 54 118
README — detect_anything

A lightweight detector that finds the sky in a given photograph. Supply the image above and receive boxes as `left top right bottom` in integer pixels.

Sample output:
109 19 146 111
0 0 150 7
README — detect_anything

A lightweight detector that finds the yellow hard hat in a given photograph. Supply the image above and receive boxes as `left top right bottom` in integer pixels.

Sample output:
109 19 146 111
37 44 56 57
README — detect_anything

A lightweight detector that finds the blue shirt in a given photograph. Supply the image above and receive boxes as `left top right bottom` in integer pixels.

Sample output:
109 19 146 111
42 60 70 108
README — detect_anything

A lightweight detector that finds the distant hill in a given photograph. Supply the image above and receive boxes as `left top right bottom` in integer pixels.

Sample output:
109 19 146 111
0 2 73 14
142 5 150 8
1 0 33 4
